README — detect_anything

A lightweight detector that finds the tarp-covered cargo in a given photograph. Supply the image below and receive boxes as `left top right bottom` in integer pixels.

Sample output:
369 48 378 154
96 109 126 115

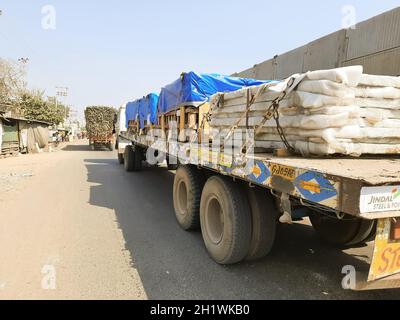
139 93 159 129
157 72 275 114
209 66 400 156
126 93 159 129
125 100 140 128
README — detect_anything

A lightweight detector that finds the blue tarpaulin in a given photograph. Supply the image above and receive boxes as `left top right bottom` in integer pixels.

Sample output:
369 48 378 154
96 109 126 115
125 100 140 128
157 72 274 114
126 93 160 129
139 93 159 129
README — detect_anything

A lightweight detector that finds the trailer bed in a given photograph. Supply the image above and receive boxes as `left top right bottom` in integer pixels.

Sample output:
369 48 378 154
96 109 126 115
219 151 400 220
124 132 400 219
253 154 400 185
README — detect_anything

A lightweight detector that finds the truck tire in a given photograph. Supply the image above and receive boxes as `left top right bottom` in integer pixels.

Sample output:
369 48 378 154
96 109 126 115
173 165 205 230
124 146 135 172
118 153 124 165
309 212 376 247
346 219 377 246
132 145 143 171
200 176 252 265
246 186 277 261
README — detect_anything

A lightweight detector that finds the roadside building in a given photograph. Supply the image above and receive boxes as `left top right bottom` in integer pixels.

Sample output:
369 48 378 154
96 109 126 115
0 112 51 156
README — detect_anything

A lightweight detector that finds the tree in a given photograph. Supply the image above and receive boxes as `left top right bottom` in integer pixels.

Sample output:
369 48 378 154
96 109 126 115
19 90 69 125
0 58 69 124
0 58 26 114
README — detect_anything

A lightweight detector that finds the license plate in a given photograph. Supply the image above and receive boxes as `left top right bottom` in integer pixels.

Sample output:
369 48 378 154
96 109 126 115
270 164 296 181
369 218 400 281
360 186 400 214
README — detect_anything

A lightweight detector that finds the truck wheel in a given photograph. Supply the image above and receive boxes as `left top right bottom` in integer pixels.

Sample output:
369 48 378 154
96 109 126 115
118 153 124 165
124 146 135 172
200 176 252 265
246 186 277 261
309 212 376 246
346 219 377 246
173 165 205 230
132 145 143 171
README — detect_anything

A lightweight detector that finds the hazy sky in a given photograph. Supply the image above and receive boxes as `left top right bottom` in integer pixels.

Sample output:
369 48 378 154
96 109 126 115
0 1 399 117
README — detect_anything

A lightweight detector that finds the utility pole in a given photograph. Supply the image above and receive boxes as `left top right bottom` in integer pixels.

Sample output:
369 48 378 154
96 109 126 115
56 86 69 125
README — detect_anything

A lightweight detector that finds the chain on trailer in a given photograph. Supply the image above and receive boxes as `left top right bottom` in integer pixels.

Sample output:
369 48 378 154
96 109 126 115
222 77 298 162
196 76 300 163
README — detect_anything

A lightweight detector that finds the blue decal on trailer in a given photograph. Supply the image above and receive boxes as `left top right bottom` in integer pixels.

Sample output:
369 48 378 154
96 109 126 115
295 171 337 203
223 165 233 175
248 161 271 185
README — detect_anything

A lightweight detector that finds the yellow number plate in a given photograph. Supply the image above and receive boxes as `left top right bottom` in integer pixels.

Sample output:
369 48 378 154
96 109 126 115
369 218 400 281
270 164 296 181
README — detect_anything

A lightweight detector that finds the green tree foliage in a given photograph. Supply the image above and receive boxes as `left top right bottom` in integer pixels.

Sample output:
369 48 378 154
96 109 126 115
19 90 69 125
0 58 69 125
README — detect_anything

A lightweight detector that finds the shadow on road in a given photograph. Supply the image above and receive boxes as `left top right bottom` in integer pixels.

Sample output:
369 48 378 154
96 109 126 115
62 144 92 152
63 143 113 152
84 157 400 300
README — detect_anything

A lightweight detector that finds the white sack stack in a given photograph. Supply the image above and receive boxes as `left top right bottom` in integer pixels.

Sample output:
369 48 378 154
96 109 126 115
209 66 400 156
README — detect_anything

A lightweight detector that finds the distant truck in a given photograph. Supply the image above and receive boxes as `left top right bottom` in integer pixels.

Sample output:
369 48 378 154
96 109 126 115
84 106 116 151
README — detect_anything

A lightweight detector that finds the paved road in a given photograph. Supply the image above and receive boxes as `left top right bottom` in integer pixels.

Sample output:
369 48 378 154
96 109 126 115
0 141 399 299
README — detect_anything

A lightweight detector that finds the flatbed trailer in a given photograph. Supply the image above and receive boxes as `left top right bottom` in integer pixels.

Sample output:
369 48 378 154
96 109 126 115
118 130 400 291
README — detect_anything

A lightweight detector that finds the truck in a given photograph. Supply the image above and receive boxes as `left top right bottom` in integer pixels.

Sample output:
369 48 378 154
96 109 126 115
117 74 400 291
116 9 400 291
85 106 116 151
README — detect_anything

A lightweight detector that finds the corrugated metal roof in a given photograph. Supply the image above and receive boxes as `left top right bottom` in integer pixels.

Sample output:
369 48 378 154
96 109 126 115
0 116 51 126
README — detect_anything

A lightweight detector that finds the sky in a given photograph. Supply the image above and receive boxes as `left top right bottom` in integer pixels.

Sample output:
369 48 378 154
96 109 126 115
0 1 399 118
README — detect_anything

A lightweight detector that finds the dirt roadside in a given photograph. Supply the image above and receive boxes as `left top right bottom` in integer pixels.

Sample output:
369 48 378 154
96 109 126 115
0 142 147 300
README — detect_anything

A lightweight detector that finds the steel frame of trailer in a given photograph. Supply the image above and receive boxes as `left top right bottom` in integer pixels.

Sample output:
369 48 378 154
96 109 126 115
121 132 400 220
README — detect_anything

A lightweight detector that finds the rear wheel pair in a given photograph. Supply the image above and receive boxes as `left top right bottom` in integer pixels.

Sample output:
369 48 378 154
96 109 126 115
309 212 376 246
173 166 277 264
124 145 143 172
